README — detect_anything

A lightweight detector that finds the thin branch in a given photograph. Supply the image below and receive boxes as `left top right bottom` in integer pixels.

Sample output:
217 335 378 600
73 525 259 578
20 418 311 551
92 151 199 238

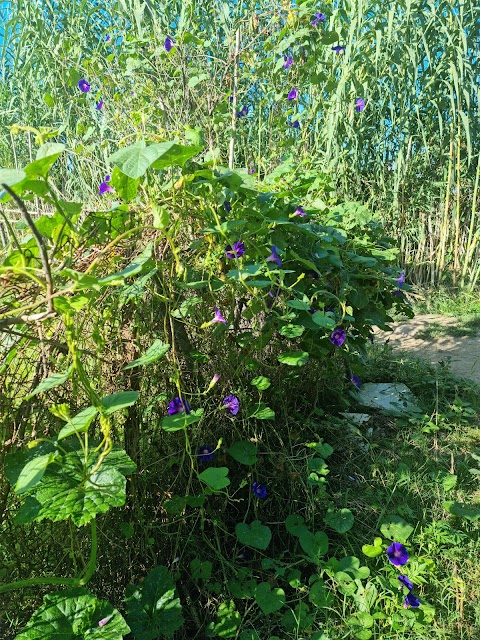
1 183 54 313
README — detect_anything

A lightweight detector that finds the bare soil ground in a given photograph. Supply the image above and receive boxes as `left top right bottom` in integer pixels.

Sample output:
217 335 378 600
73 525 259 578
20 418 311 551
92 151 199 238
375 314 480 383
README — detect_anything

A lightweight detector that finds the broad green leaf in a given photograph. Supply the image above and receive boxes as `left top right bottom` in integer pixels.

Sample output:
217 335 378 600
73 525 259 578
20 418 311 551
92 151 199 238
25 365 74 400
161 408 204 432
380 515 414 542
101 391 139 415
198 467 230 491
212 601 241 639
0 168 26 187
14 453 55 494
152 205 171 230
227 441 257 465
150 142 203 169
250 376 271 390
285 514 307 536
108 141 166 179
15 447 136 526
235 520 272 550
98 249 153 285
248 403 275 420
125 565 184 640
190 559 212 581
324 508 354 534
111 166 139 202
444 501 480 521
362 538 384 558
286 299 311 311
279 324 305 338
298 528 329 563
308 579 334 608
24 143 66 178
15 588 129 640
57 406 98 441
254 583 285 615
311 312 336 329
124 340 170 370
277 351 309 366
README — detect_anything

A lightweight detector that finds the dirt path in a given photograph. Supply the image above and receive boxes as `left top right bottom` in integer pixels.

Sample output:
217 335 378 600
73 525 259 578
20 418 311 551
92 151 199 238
375 314 480 384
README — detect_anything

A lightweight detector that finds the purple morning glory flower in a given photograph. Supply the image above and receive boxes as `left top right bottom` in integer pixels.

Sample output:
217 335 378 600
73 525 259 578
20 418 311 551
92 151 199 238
99 175 114 195
395 271 405 286
289 120 300 129
212 307 227 325
223 394 240 416
223 201 232 212
237 106 249 118
96 99 104 110
283 55 293 69
288 87 298 101
355 98 365 112
293 206 307 217
78 79 90 93
266 245 282 268
398 575 414 591
386 542 409 567
168 397 191 415
332 45 346 53
225 241 245 259
248 167 256 174
330 328 347 347
252 482 267 499
350 375 362 389
403 592 420 608
198 446 214 463
311 12 326 26
164 36 174 52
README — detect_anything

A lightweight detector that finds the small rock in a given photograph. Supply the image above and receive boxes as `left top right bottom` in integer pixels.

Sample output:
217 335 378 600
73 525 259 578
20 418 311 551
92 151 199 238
357 382 420 415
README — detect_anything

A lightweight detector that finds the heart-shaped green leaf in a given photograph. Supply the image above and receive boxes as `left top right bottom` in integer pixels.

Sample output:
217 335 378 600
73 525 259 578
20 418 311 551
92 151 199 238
15 588 130 639
299 528 329 563
198 467 230 491
235 520 272 550
324 508 354 534
254 583 285 615
277 351 309 366
228 441 257 465
362 537 384 558
380 515 414 542
161 408 204 432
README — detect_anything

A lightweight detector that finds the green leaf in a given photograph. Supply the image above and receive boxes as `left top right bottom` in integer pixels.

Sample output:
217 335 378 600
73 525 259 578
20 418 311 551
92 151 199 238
14 453 55 494
101 391 139 415
150 142 202 169
248 403 275 420
444 501 480 521
198 467 230 491
25 365 74 400
298 528 329 563
111 166 139 202
380 515 414 543
15 447 136 526
15 588 130 640
57 406 98 441
152 205 171 230
124 340 170 370
277 351 309 366
250 376 271 390
362 538 384 558
254 583 285 615
235 520 272 550
212 601 241 639
0 168 26 188
311 312 336 329
285 514 307 536
190 559 212 581
107 142 161 179
125 565 184 639
160 408 204 432
279 324 305 338
308 579 334 608
227 441 258 465
324 508 354 534
24 143 66 178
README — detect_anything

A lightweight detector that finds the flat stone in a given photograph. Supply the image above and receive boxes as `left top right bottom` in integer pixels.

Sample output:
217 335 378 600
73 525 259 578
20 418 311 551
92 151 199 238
357 382 420 415
339 412 371 425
